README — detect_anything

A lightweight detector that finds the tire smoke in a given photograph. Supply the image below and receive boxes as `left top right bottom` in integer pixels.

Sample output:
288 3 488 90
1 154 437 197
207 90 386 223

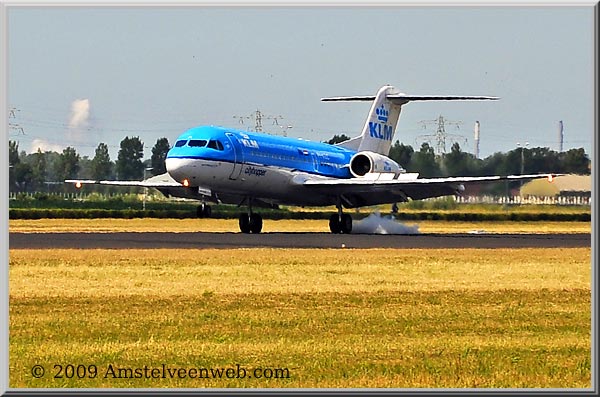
351 212 419 235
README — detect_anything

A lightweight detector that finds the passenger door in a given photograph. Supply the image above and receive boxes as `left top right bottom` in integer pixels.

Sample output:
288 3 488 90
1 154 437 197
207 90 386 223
225 133 244 180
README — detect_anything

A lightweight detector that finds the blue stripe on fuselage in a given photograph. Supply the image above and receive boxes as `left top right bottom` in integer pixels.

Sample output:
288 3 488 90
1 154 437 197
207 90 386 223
166 126 356 178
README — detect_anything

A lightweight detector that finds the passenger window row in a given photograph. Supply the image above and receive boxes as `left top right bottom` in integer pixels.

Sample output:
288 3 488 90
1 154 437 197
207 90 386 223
249 150 311 163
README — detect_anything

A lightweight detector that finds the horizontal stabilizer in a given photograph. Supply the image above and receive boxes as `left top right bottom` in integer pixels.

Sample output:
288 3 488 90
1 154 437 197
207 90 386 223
321 95 377 101
322 94 499 102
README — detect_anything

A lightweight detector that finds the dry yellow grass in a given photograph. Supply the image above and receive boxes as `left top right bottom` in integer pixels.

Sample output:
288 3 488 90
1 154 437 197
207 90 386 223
9 218 591 234
9 248 591 297
9 248 591 389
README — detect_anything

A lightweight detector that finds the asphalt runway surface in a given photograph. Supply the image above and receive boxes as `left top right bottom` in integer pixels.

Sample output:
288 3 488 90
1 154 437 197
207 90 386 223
9 232 591 249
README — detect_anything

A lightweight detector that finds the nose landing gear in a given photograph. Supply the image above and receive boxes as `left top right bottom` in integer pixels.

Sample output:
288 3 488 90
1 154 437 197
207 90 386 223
197 203 212 218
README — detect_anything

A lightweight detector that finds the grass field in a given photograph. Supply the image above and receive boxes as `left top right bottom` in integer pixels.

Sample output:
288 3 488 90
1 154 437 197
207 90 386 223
9 218 592 234
9 248 591 389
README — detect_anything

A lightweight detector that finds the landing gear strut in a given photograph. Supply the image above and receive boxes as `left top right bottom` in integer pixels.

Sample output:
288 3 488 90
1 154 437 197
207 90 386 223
197 203 212 218
329 203 352 234
238 198 262 233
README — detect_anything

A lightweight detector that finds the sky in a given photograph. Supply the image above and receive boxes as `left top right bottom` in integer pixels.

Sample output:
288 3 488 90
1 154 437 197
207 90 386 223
6 4 596 162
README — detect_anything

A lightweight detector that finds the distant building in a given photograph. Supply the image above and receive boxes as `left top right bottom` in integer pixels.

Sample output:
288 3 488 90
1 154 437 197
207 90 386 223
520 174 591 198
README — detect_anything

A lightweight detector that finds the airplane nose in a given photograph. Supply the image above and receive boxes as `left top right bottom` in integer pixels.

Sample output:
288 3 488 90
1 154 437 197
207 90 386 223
165 158 186 181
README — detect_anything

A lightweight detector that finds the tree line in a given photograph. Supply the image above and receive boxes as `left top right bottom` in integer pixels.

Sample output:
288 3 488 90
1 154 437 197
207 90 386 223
328 134 590 177
8 134 591 193
9 137 170 192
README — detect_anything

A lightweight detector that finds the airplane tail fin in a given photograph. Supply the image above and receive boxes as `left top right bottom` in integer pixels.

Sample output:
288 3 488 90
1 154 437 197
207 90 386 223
322 85 498 156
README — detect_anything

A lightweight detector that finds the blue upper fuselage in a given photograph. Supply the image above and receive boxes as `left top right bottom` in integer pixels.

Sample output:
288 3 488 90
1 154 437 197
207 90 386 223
166 126 356 178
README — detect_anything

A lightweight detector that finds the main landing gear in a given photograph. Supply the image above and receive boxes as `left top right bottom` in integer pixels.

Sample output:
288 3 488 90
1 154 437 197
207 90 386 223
197 203 212 218
329 204 352 234
238 198 263 234
239 212 263 234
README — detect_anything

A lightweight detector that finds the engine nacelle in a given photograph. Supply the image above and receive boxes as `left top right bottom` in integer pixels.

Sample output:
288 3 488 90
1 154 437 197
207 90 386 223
349 151 402 178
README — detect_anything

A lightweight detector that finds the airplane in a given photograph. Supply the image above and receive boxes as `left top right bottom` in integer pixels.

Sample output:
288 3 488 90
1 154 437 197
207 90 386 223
67 85 558 234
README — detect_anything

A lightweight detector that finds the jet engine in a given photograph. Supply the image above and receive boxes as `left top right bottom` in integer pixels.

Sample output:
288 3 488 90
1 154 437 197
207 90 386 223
349 151 402 178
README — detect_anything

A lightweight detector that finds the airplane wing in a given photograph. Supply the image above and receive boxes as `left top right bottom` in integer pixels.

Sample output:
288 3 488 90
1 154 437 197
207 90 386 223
65 172 183 188
65 179 184 188
295 173 560 207
65 174 277 207
65 172 214 201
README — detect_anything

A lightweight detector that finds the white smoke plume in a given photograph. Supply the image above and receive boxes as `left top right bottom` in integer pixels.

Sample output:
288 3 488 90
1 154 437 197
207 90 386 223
68 99 90 130
30 139 63 153
351 212 420 235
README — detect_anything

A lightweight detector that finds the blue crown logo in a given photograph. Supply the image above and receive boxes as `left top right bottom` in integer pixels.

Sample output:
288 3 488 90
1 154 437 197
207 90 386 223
376 105 389 122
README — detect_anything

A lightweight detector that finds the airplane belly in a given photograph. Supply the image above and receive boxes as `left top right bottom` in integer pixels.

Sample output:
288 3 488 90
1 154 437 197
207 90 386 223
236 167 334 206
225 164 293 197
167 158 335 206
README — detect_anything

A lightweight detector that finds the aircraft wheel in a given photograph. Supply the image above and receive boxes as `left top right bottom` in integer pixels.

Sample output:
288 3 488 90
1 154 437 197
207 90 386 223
340 213 353 234
197 204 212 218
249 213 263 234
239 213 251 233
329 214 341 234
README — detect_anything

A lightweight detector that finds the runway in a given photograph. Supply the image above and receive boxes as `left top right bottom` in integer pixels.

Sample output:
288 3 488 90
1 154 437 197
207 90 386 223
9 232 591 249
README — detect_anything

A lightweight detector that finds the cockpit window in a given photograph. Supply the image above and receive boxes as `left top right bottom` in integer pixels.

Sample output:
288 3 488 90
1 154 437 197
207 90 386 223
207 140 224 151
188 139 207 147
175 140 187 147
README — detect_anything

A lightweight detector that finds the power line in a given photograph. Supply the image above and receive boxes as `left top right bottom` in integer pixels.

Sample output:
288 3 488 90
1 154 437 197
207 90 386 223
417 115 466 155
9 107 25 135
233 110 288 134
